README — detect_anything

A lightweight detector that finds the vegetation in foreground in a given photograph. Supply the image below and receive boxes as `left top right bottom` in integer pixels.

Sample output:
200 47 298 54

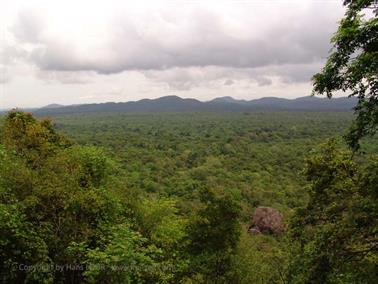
0 110 376 283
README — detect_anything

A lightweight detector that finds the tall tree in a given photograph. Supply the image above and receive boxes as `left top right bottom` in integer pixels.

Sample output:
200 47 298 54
312 0 377 150
186 188 241 283
288 1 378 282
287 141 378 283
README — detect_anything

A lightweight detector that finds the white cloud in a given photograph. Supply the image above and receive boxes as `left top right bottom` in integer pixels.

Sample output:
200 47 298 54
8 3 342 73
0 65 11 84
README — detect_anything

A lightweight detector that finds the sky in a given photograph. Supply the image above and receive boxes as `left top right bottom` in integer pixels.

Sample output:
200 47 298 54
0 0 347 108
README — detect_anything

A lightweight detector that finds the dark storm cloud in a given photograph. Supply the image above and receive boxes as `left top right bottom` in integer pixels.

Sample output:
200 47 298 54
143 63 320 90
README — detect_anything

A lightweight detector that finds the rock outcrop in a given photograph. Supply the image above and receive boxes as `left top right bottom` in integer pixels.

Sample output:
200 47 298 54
248 207 284 235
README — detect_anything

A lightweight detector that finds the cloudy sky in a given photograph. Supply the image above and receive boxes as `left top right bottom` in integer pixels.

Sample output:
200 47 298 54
0 0 346 108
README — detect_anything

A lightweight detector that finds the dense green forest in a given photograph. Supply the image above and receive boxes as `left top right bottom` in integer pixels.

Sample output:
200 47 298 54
1 0 377 283
1 110 376 283
51 111 363 218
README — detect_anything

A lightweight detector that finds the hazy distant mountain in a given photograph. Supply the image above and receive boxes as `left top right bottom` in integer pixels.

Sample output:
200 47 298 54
33 95 357 116
250 97 292 108
42 104 65 109
210 96 248 104
244 96 357 110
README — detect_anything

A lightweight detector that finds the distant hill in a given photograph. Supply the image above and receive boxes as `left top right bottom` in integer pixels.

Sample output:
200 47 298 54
210 96 248 104
32 95 357 116
41 104 65 109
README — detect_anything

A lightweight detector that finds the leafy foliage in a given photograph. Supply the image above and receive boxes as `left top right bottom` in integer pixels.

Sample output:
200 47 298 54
291 2 378 283
48 110 377 283
186 188 241 282
312 0 378 150
288 140 378 283
0 109 376 283
0 111 247 283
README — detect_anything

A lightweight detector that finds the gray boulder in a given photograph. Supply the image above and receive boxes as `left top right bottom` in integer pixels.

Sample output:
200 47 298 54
248 207 284 235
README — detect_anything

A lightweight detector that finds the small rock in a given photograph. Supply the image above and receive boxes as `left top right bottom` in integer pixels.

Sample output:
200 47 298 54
248 227 261 235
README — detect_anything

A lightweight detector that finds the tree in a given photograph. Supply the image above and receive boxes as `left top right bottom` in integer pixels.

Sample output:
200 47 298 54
289 2 378 282
0 112 127 283
287 140 378 283
186 188 241 282
83 224 160 284
1 111 71 167
0 203 52 283
312 0 378 150
0 111 204 283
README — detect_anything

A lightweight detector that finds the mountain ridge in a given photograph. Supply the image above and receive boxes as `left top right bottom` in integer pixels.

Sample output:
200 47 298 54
11 95 357 116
